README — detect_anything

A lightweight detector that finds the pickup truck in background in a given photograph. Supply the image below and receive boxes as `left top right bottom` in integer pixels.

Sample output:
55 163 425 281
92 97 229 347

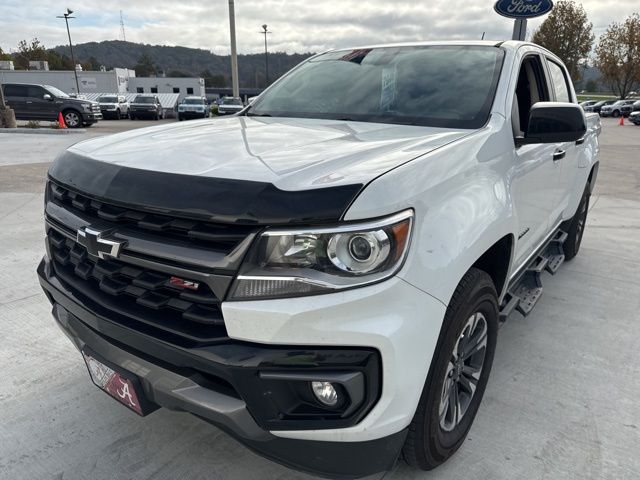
37 41 600 479
1 82 102 127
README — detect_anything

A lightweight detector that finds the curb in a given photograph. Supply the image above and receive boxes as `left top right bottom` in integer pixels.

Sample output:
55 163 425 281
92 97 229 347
0 128 87 135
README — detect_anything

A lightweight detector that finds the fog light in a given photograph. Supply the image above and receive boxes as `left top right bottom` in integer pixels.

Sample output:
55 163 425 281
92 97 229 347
311 381 338 407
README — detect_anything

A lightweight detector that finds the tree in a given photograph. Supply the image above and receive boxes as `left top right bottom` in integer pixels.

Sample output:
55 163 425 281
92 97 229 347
595 14 640 99
0 47 11 61
167 69 190 77
13 38 49 69
532 1 594 81
134 53 156 76
585 79 598 92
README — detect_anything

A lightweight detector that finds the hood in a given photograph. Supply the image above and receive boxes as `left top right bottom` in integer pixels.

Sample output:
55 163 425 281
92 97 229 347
67 116 472 191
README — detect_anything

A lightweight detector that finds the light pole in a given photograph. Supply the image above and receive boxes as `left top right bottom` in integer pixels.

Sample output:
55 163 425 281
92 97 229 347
228 0 240 99
57 9 80 94
261 24 271 86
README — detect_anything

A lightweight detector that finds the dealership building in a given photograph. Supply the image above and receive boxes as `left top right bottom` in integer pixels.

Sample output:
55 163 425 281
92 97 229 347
0 67 205 102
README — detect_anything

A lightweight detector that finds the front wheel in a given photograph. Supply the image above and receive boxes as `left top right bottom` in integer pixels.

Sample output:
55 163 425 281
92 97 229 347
612 110 620 118
403 268 498 470
63 110 82 128
563 186 590 261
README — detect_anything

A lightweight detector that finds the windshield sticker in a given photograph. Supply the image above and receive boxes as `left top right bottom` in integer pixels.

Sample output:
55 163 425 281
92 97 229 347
380 67 397 112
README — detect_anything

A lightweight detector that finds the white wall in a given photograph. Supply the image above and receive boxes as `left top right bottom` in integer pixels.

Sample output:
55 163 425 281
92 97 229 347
128 77 205 102
0 70 119 94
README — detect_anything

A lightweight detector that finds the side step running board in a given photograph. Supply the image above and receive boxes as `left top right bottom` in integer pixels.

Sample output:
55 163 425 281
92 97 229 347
499 230 567 323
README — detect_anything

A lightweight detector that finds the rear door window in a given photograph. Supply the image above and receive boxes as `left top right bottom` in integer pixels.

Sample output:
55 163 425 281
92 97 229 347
4 85 28 97
547 60 572 103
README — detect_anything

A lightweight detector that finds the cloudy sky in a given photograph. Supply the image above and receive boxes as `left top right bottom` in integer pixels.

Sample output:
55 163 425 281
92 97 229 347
1 0 638 55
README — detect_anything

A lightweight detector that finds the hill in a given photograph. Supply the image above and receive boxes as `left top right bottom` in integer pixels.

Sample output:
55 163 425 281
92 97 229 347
51 40 313 88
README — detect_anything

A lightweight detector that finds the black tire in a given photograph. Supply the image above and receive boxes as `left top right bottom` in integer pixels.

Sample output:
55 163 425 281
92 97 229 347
116 109 121 120
403 268 498 470
612 110 620 118
563 186 590 261
154 112 159 121
130 114 135 120
62 109 82 128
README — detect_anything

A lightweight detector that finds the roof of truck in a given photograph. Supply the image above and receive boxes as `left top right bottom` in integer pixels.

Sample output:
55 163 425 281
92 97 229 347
324 40 540 52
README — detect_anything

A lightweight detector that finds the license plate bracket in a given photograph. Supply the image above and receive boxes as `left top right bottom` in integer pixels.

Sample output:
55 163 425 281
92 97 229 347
82 348 158 416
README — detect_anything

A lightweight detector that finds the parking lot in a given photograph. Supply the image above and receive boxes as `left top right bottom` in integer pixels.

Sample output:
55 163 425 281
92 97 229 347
1 117 639 480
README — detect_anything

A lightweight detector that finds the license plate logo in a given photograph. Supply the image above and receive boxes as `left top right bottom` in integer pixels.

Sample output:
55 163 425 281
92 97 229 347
83 352 144 415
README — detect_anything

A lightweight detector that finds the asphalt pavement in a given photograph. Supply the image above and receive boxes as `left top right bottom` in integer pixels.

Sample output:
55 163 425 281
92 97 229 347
0 117 639 480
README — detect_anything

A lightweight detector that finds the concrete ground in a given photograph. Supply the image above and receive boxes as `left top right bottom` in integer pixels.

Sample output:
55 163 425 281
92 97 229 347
0 118 639 480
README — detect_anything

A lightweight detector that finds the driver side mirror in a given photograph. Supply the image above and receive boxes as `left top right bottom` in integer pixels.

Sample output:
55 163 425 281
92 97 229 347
43 94 53 101
515 102 586 147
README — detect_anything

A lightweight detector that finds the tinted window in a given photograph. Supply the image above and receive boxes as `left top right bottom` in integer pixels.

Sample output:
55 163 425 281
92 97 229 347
187 87 194 95
173 87 180 93
249 46 505 129
4 85 28 97
547 61 571 103
98 96 118 103
136 87 144 93
184 98 204 104
134 96 157 104
222 97 243 106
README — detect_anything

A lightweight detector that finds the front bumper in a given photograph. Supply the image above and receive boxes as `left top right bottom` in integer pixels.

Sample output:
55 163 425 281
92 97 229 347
37 257 412 478
131 109 159 118
179 110 207 119
82 111 102 122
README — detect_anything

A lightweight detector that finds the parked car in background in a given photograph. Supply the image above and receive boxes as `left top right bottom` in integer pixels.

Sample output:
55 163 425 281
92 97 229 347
247 96 260 104
583 100 616 114
629 102 640 125
177 96 210 121
579 100 597 109
1 83 102 128
600 99 635 117
620 100 640 118
97 95 130 120
129 95 164 120
217 96 244 115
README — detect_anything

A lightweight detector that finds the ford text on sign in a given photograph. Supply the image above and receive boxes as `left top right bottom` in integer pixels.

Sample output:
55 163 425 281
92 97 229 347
494 0 554 19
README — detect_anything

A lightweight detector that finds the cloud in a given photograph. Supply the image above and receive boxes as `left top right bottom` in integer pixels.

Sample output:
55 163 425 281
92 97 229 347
1 0 638 55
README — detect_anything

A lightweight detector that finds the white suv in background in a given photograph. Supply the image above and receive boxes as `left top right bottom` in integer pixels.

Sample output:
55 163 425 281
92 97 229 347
97 95 130 120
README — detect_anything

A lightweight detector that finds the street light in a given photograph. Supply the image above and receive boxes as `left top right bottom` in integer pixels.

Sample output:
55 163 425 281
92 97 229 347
57 8 80 94
261 24 271 86
228 0 240 98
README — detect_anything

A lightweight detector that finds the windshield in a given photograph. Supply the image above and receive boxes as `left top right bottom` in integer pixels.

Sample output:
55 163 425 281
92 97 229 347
44 85 69 98
183 98 205 105
222 97 243 106
248 46 505 129
134 96 157 104
98 96 118 103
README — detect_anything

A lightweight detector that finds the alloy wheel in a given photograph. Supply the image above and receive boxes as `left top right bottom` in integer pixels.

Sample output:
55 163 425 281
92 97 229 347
439 312 488 432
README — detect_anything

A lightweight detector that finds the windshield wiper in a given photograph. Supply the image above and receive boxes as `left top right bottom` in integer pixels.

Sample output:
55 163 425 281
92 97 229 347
245 112 272 117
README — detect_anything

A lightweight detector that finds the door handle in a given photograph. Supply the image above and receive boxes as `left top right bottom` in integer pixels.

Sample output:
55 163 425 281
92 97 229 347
26 101 33 104
553 150 566 161
575 136 586 146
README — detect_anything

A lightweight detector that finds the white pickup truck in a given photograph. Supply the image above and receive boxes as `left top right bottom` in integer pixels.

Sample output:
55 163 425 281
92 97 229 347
38 40 600 478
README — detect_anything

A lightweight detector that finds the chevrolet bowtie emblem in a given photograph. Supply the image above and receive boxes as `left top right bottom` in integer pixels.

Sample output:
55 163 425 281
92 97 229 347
76 227 125 260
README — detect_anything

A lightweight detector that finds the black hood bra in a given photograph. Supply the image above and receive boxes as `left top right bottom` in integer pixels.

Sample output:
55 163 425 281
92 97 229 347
48 151 363 226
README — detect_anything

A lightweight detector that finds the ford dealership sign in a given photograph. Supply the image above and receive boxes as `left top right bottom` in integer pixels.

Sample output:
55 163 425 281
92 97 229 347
494 0 554 19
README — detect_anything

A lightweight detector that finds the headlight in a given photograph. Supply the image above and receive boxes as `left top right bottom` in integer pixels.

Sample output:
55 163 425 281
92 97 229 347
81 104 92 112
229 210 413 300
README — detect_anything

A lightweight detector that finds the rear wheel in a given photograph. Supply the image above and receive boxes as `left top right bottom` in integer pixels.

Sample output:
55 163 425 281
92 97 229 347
612 110 620 118
63 109 82 128
563 186 590 261
403 268 498 470
116 109 121 120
